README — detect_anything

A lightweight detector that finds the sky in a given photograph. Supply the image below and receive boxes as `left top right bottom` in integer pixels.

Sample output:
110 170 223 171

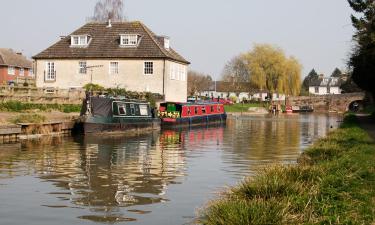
1 0 355 79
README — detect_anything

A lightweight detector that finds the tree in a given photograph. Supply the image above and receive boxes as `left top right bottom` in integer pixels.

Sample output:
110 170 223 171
331 68 342 77
242 44 302 98
221 55 250 96
302 69 319 92
347 0 375 97
187 71 212 96
92 0 125 22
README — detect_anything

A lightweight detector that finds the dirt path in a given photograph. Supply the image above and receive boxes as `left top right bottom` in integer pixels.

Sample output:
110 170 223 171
0 111 79 125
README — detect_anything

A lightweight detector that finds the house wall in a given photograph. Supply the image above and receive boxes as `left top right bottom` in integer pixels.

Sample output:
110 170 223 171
329 87 341 95
164 61 188 102
0 65 33 85
309 86 341 95
200 91 285 102
35 59 187 102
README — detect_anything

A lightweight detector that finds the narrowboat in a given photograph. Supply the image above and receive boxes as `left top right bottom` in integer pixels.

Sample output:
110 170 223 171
76 96 160 134
158 102 227 127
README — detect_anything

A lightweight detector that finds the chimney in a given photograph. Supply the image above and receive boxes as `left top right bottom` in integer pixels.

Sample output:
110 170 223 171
162 36 170 49
16 52 22 56
106 19 112 28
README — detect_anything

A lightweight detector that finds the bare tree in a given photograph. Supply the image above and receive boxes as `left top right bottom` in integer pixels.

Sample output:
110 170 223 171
221 55 251 97
92 0 125 22
187 71 212 97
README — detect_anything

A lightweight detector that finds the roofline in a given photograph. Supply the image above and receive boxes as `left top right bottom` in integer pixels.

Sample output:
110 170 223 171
32 56 190 64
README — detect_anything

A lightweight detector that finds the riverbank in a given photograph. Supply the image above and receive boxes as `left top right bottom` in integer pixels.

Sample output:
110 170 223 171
199 114 375 224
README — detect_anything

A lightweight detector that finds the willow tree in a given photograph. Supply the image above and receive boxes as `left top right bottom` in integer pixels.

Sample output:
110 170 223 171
243 44 302 98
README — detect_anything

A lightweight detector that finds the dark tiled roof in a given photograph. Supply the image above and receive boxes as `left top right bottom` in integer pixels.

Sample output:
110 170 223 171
309 77 343 87
0 48 32 68
33 21 189 64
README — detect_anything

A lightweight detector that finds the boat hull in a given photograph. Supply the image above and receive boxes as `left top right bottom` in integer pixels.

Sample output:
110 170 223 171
161 114 227 128
75 116 160 134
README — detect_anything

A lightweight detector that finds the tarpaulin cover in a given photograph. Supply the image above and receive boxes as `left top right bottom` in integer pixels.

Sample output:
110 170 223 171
91 97 113 117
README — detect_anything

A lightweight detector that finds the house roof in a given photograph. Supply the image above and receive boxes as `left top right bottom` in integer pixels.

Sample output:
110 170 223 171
309 77 343 87
205 81 258 92
0 48 32 68
33 21 190 64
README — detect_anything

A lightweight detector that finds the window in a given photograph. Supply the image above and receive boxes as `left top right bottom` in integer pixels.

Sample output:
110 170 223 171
139 105 148 116
118 103 126 115
8 66 15 75
29 69 34 77
202 106 206 114
45 62 56 81
71 35 89 47
169 63 186 81
79 61 87 74
315 87 319 93
110 62 119 74
170 64 176 80
144 62 153 75
120 34 139 46
20 68 25 76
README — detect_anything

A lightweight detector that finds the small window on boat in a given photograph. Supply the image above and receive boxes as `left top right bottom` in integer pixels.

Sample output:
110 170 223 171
118 103 126 115
211 106 214 112
139 104 148 116
130 104 135 115
202 106 206 114
187 107 191 115
194 106 198 114
217 105 221 112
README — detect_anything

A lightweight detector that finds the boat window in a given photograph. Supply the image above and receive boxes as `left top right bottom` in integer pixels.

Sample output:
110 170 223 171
139 104 148 116
187 107 191 115
194 106 198 114
211 106 214 112
130 104 135 115
118 103 126 115
217 105 221 112
202 106 206 114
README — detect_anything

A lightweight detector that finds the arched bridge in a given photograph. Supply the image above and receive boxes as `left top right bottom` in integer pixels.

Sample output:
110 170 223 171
287 92 365 113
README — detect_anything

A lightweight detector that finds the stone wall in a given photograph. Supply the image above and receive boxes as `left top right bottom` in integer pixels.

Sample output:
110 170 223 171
287 92 365 113
0 85 85 104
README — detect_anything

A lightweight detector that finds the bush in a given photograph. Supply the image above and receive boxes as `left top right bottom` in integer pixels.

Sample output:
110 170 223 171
83 83 105 92
0 101 81 113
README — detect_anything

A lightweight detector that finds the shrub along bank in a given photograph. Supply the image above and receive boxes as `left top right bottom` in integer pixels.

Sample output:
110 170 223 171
199 114 375 225
0 101 81 113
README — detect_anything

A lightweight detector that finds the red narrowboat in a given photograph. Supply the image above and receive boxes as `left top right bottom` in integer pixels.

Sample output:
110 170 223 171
158 102 227 127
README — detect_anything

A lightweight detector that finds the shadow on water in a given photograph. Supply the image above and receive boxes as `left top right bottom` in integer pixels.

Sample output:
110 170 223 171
0 114 340 224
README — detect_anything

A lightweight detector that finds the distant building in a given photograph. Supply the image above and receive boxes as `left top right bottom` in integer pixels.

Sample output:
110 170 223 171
308 75 343 95
33 21 190 102
0 48 33 85
200 81 286 102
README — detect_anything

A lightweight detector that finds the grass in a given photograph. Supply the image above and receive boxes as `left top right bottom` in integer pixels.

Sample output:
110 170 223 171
0 101 81 113
199 114 375 225
10 114 46 124
224 103 264 112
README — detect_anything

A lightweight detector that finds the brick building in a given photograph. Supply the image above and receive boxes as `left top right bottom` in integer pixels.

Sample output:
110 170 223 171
0 48 33 85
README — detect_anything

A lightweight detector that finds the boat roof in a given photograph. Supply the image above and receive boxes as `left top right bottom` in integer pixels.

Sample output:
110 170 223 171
162 101 224 106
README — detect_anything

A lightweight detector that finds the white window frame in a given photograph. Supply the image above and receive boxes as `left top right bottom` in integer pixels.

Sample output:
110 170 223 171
120 34 138 46
45 62 56 81
8 66 15 75
170 64 176 80
71 35 89 47
19 68 24 76
29 68 34 77
144 62 153 75
78 61 87 74
109 62 119 75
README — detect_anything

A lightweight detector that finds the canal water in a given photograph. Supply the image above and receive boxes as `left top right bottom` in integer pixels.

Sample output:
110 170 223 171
0 113 340 225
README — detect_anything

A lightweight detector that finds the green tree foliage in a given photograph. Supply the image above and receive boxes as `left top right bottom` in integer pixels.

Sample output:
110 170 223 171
302 69 319 93
348 0 375 96
83 83 105 92
331 67 343 77
242 44 302 97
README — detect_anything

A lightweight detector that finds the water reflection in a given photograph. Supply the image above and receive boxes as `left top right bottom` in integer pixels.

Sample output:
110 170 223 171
0 114 340 225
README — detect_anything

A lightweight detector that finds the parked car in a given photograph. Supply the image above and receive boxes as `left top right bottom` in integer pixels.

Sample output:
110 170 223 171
212 98 233 105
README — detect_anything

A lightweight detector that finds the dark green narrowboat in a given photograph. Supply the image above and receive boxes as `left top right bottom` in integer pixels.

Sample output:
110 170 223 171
77 96 160 134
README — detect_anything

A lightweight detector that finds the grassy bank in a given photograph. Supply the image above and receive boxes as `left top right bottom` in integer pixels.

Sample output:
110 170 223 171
199 115 375 224
224 103 264 112
0 101 81 113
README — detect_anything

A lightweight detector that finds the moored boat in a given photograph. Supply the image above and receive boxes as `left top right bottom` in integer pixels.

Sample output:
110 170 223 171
76 96 160 134
158 102 227 127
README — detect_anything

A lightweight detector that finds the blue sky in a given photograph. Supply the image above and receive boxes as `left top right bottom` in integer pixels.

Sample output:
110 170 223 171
1 0 354 79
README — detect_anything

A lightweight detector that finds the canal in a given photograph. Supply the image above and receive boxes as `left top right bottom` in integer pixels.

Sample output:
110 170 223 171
0 113 340 225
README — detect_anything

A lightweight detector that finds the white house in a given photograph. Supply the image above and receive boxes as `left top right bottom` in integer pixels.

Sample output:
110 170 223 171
309 77 342 95
33 21 190 102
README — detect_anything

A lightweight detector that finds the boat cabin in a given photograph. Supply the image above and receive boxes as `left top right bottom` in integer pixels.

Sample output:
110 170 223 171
82 96 152 118
159 102 225 118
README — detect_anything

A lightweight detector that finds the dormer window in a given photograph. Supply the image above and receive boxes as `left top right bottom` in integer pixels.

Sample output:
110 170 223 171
71 35 90 47
120 34 140 47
